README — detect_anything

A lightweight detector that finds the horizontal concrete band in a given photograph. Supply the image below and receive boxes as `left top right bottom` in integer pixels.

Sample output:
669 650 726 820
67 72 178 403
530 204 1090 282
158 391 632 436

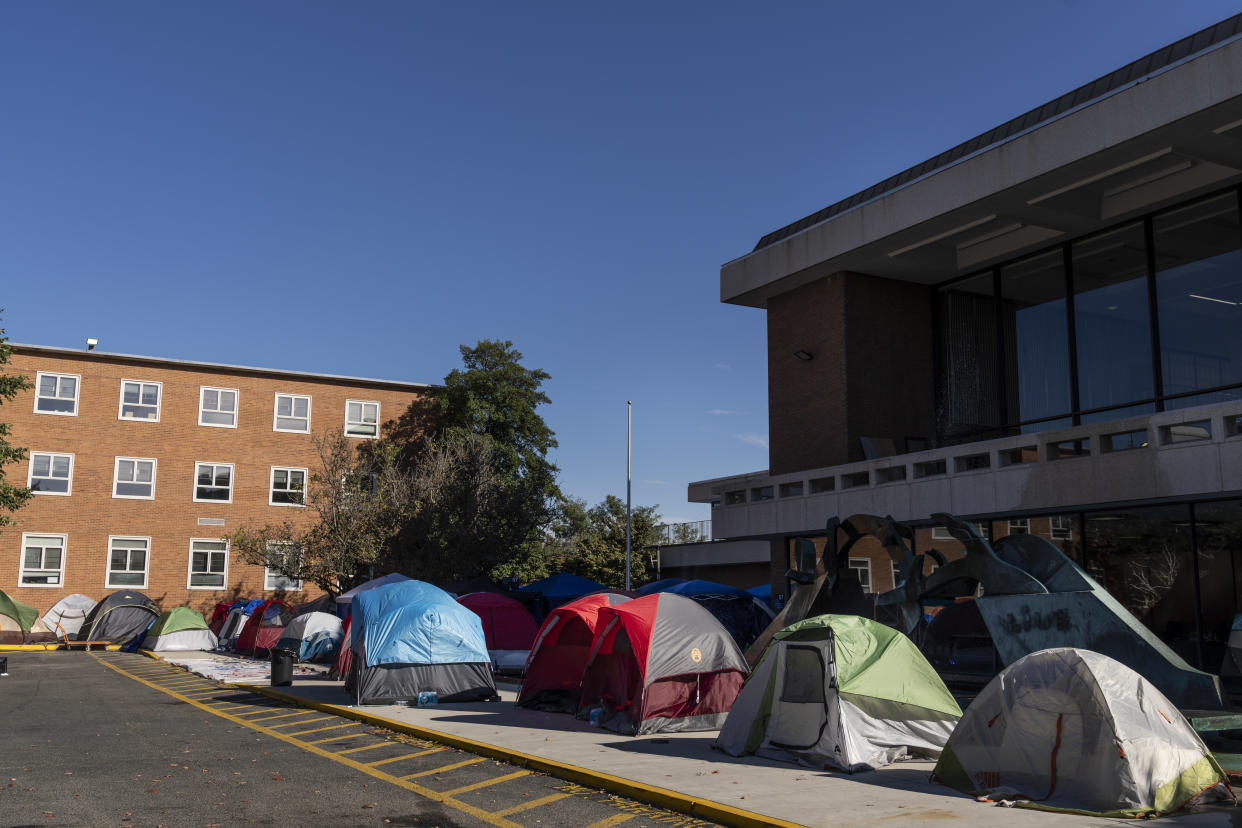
136 651 804 828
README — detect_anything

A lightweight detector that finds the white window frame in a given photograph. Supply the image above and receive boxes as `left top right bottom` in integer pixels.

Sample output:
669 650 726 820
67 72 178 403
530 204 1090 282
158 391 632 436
34 371 80 416
117 379 163 422
193 462 235 504
198 386 239 428
187 538 229 590
19 532 67 587
264 541 303 591
344 399 380 439
891 559 902 587
1009 518 1031 534
268 466 308 507
847 557 872 594
272 393 311 433
27 451 74 496
106 535 150 589
112 457 157 500
1050 515 1074 541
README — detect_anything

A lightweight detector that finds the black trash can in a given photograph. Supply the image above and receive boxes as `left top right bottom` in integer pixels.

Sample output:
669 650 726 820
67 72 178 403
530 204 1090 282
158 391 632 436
270 648 295 687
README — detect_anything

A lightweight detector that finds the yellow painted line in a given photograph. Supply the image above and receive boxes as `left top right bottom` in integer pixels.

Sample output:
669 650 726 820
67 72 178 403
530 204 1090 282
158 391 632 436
234 707 295 717
584 814 637 828
367 750 438 767
440 770 529 796
491 792 571 816
306 732 367 746
90 653 525 828
404 757 487 779
269 716 335 728
288 722 359 737
334 742 392 756
247 710 312 723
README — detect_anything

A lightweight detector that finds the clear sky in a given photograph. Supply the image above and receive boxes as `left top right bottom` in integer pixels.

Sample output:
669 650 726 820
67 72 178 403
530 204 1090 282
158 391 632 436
2 2 1238 524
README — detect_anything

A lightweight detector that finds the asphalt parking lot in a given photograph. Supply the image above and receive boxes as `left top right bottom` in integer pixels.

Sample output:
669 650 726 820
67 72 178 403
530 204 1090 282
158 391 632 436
1 651 717 827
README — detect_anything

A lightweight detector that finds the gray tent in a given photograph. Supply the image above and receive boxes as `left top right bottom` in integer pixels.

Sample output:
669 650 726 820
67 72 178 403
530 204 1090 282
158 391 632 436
77 590 159 644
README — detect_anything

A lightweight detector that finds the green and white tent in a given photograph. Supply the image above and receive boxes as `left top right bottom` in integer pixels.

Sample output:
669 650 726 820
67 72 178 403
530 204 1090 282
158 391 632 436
143 608 217 651
934 648 1233 817
0 589 54 643
715 614 961 772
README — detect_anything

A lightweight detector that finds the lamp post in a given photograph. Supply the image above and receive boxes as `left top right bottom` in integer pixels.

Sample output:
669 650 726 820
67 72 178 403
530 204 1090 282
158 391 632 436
626 400 632 592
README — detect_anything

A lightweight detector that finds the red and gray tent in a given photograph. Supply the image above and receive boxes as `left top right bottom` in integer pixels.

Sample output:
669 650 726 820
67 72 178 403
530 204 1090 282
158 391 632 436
577 592 749 735
518 593 631 713
235 599 293 655
77 590 159 644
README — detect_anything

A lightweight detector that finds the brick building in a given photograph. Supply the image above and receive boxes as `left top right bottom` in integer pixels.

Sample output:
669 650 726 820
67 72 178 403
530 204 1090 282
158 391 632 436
675 15 1242 675
2 344 433 617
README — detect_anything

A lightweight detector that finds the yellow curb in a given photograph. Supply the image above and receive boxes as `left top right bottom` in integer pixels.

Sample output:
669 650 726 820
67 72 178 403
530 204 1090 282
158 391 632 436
137 649 804 828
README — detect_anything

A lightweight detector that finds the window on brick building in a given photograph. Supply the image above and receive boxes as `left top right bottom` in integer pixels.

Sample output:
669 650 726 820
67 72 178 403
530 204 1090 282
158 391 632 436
108 536 149 588
847 557 872 593
188 539 228 589
28 452 73 495
21 533 66 586
194 462 234 503
273 393 311 433
1050 514 1075 540
345 399 379 438
270 467 307 506
199 386 238 428
118 380 162 421
1009 518 1031 534
35 372 79 415
264 541 302 591
113 457 157 499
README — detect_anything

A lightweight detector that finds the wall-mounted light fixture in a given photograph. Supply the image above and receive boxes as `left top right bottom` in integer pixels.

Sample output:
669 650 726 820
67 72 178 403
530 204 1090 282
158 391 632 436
85 338 98 351
793 350 813 361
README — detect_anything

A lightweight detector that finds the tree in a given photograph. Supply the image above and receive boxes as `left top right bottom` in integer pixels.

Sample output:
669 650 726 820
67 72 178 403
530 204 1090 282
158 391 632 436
543 495 663 589
385 340 560 581
0 317 32 528
229 430 412 595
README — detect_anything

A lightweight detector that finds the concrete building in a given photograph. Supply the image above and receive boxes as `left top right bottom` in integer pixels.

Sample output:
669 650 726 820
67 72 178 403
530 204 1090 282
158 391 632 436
682 15 1242 675
2 343 432 617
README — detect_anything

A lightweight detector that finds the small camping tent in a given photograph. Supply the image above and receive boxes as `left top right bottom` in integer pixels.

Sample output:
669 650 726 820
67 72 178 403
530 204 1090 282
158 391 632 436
934 647 1232 817
335 573 411 618
217 602 258 650
577 592 749 735
518 592 631 713
77 590 159 644
519 573 607 609
746 583 772 608
457 592 539 650
636 577 686 595
329 614 354 680
664 581 775 652
276 611 344 662
346 580 496 704
0 590 55 643
208 601 239 635
144 608 218 651
235 599 293 655
293 593 336 617
715 614 961 771
42 594 97 638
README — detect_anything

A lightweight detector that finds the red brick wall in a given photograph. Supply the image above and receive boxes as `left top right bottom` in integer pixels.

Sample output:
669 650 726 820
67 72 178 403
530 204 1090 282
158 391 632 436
1 348 433 617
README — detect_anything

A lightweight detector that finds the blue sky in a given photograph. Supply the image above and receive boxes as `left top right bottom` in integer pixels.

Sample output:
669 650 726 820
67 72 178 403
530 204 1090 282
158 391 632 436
2 2 1238 524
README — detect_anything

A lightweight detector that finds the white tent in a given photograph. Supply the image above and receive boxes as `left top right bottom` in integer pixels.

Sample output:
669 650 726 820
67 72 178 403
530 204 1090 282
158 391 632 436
217 608 250 650
935 648 1233 817
43 594 97 638
335 573 410 615
715 614 961 772
275 611 344 662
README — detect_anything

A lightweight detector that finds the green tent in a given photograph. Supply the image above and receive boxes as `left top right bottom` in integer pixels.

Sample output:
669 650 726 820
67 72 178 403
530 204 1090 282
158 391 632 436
143 608 217 651
715 614 961 772
0 589 40 633
146 607 208 638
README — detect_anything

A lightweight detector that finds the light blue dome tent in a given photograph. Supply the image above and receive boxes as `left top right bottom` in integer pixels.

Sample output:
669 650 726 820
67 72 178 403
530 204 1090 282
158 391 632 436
345 580 497 704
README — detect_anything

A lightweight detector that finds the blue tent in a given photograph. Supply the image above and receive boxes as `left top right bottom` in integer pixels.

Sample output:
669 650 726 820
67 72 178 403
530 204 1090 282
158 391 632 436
637 577 686 595
347 580 496 704
665 579 751 598
519 573 607 608
746 583 773 608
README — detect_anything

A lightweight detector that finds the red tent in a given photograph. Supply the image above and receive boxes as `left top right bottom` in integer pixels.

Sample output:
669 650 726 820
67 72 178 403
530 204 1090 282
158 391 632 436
457 592 539 650
329 615 354 681
208 602 234 635
577 592 748 735
234 599 293 655
517 593 631 712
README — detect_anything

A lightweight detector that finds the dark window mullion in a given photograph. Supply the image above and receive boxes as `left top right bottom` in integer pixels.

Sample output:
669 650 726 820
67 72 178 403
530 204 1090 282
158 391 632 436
1144 216 1164 412
1063 243 1081 426
993 267 1007 430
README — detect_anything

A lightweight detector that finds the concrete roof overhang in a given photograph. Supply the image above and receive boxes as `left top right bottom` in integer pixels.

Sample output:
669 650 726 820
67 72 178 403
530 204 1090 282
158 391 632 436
722 32 1242 308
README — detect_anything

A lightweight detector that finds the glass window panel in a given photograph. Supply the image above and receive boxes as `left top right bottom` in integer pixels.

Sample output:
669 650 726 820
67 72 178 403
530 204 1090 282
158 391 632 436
214 468 230 487
937 273 1002 442
277 396 292 416
192 551 207 570
24 548 41 568
220 391 235 411
44 548 61 569
129 548 146 570
118 460 134 481
1072 223 1154 411
140 384 158 405
1154 194 1242 399
123 383 140 404
39 375 56 396
1001 250 1072 424
273 469 288 488
111 549 127 568
347 401 361 421
59 376 75 398
32 455 50 476
203 389 218 409
51 456 69 476
135 462 152 483
293 397 308 417
1193 500 1242 678
197 466 212 486
201 410 232 425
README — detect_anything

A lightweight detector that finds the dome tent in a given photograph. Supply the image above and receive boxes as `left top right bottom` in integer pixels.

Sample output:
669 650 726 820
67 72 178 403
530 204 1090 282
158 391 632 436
335 572 411 618
935 648 1232 817
77 590 159 645
0 589 54 643
519 573 606 609
235 599 293 655
143 608 217 651
577 592 748 735
518 592 631 713
276 611 344 663
346 580 496 705
42 594 97 638
715 614 961 772
457 592 539 650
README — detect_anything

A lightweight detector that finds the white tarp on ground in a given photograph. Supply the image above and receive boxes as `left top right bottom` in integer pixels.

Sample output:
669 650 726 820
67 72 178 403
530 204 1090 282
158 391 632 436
149 628 218 651
42 594 97 637
158 652 325 684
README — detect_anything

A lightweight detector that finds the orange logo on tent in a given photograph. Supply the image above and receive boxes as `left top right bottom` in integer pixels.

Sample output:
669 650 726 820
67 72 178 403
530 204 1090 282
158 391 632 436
691 647 702 663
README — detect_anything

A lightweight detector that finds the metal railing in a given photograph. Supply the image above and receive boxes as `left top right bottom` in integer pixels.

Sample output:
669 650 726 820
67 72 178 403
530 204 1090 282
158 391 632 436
656 520 712 545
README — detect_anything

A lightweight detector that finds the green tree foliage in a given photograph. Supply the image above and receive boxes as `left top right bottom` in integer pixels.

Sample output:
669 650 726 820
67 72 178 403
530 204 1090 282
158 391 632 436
543 494 663 589
0 318 32 528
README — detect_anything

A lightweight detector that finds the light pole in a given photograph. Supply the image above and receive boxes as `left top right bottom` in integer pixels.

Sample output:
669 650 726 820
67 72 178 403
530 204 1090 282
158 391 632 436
626 400 632 592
